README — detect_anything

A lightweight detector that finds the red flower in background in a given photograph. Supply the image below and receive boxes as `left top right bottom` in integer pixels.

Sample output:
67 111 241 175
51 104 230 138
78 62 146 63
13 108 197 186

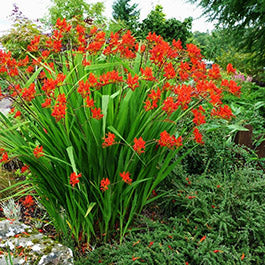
78 80 91 98
226 63 236 74
120 171 132 184
91 108 103 120
163 62 176 79
21 164 30 173
42 50 50 58
86 96 95 108
208 64 221 80
55 18 71 32
70 172 82 187
41 98 52 108
158 131 182 149
23 195 34 208
193 128 204 144
22 83 36 102
211 105 234 120
100 178 110 191
0 152 8 162
191 109 206 126
148 87 161 102
126 73 139 91
14 111 21 118
51 93 67 122
51 103 66 121
102 132 115 147
34 146 44 158
162 97 178 116
133 137 146 154
140 67 156 81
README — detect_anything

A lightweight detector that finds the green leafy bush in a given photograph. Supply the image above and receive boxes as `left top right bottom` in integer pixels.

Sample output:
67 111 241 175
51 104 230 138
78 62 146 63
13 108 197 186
0 19 241 246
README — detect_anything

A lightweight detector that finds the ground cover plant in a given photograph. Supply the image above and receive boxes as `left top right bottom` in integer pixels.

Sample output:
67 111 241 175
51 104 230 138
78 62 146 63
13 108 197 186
0 18 243 251
76 164 265 264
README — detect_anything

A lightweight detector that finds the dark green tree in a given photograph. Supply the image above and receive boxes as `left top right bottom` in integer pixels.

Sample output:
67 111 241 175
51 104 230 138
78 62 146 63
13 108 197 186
139 5 192 43
189 0 265 79
112 0 140 32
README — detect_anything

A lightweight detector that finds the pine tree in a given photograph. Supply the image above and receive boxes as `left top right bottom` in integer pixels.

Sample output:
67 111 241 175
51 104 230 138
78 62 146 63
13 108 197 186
112 0 140 32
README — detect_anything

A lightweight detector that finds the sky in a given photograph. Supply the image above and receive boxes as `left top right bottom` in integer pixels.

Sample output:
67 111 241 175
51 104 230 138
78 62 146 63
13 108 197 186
0 0 215 35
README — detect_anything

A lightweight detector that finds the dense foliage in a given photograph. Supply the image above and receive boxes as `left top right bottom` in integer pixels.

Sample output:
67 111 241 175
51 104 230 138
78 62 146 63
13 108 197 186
191 29 264 80
76 164 265 264
139 5 192 43
45 0 105 25
189 0 265 80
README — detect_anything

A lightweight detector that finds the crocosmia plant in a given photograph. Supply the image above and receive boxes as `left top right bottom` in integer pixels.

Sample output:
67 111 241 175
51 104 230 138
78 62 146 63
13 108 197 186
0 18 240 245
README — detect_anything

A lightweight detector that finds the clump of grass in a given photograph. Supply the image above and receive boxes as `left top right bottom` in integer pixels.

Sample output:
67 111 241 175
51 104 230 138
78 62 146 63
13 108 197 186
0 167 18 199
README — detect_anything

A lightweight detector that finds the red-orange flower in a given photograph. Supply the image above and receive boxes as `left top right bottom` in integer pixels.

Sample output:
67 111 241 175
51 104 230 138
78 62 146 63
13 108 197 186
199 235 206 243
23 195 34 208
208 64 221 80
34 145 44 158
148 87 161 102
70 172 82 187
133 137 145 154
42 50 50 58
126 73 139 91
158 131 182 149
21 164 30 173
41 98 52 108
78 80 91 98
22 83 36 102
148 241 154 247
191 109 206 126
14 111 21 118
163 62 176 79
102 132 115 147
55 18 71 32
91 108 103 120
162 97 179 116
211 105 234 120
100 178 110 191
0 152 8 162
51 103 66 122
213 250 221 253
144 99 157 111
186 43 202 59
26 66 34 73
51 93 67 122
120 171 132 184
86 96 95 108
140 67 155 81
226 63 236 74
193 128 204 144
99 70 123 86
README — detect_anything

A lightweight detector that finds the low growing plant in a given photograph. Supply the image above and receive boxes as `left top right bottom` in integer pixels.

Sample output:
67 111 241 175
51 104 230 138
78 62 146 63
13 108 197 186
79 165 265 264
0 19 241 245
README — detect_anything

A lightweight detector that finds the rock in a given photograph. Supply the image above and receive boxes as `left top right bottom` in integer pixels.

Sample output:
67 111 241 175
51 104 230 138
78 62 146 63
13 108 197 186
0 220 30 240
0 97 12 116
0 219 73 265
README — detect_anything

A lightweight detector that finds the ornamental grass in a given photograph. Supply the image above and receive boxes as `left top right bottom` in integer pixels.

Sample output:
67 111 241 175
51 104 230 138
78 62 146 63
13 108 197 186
0 18 240 245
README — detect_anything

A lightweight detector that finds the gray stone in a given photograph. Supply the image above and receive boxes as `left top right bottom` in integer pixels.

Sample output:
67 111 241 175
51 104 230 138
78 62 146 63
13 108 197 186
0 220 30 240
0 97 12 116
0 220 73 265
